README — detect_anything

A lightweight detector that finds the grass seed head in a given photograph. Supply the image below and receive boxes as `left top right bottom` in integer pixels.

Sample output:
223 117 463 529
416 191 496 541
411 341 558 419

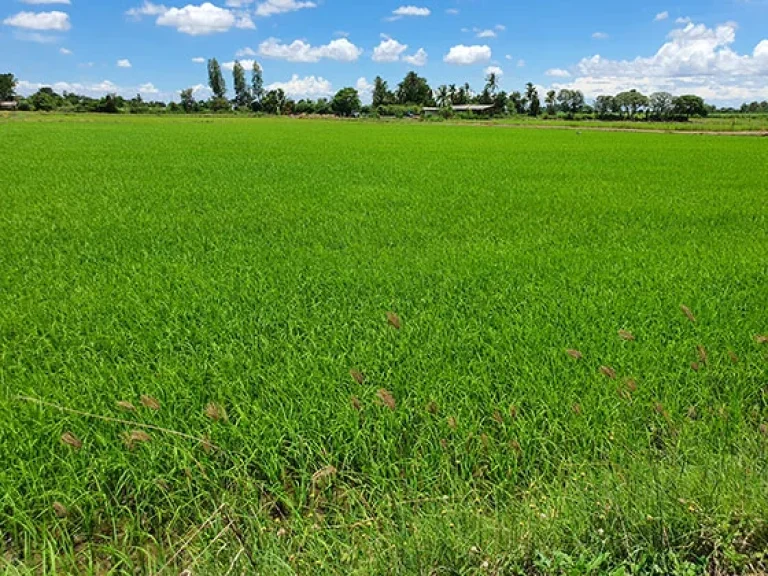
492 410 504 424
600 366 617 379
728 350 739 363
572 404 582 415
426 401 439 415
755 335 768 345
200 435 215 454
510 440 522 454
350 396 362 411
509 405 518 419
124 430 151 449
52 502 68 518
376 389 396 410
618 330 635 341
349 369 365 384
566 349 583 360
117 401 136 411
140 395 160 410
687 406 698 420
625 379 638 392
697 345 708 364
386 311 401 329
205 402 227 422
61 432 82 451
759 423 768 436
311 465 337 485
690 361 700 372
447 416 458 430
680 305 696 323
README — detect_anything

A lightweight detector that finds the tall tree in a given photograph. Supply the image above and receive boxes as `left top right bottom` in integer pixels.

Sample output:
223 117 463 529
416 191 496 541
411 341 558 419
232 60 250 109
509 91 524 114
251 62 264 108
372 76 391 108
672 95 707 118
435 85 449 107
331 87 361 117
396 71 432 106
615 89 648 118
0 73 17 101
650 92 674 119
448 84 457 104
484 72 498 96
545 90 557 115
180 88 196 113
525 82 540 117
207 58 226 99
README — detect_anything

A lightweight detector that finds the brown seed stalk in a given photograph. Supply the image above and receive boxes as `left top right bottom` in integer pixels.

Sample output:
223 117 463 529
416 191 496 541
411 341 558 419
376 389 396 410
755 335 768 345
205 402 227 422
572 404 582 415
625 379 638 392
311 465 337 485
61 432 82 450
349 369 365 384
124 430 151 449
447 416 457 430
492 410 504 424
618 330 635 341
728 350 739 364
690 362 700 372
53 502 68 518
566 349 583 360
117 401 136 411
140 395 161 410
386 312 401 330
759 423 768 436
680 305 696 323
697 345 708 365
600 366 617 379
509 405 518 419
426 401 439 415
350 396 362 412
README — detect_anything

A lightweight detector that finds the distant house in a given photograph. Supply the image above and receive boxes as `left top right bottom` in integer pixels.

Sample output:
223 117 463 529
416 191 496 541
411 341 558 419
422 104 495 117
0 101 18 111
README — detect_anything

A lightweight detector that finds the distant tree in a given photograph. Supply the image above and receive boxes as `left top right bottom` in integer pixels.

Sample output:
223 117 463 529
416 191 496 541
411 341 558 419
594 95 618 118
397 71 432 106
509 91 525 114
331 87 361 117
251 62 264 111
448 84 457 105
0 73 17 101
30 87 62 111
526 82 540 116
180 88 196 113
207 58 226 99
492 90 508 114
484 72 499 96
649 92 674 119
232 60 250 109
545 90 557 115
615 89 649 118
672 94 707 118
435 85 449 107
555 89 584 118
98 93 119 114
478 87 493 105
372 76 392 108
129 93 147 114
262 89 286 114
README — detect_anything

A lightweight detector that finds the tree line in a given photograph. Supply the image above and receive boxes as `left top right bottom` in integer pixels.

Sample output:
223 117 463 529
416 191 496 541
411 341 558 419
2 68 767 121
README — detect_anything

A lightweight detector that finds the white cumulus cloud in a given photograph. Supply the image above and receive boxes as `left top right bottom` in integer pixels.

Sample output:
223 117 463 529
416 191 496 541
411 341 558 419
550 21 768 103
655 11 669 21
192 56 205 63
156 3 237 35
59 47 72 55
3 10 70 30
443 44 491 65
117 59 132 68
484 65 503 76
592 32 609 40
402 47 428 66
372 37 408 62
255 0 316 17
546 68 570 77
258 37 362 62
266 74 333 98
392 5 430 16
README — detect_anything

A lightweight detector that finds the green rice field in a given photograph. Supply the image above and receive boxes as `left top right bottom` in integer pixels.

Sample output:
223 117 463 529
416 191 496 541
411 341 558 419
1 116 767 574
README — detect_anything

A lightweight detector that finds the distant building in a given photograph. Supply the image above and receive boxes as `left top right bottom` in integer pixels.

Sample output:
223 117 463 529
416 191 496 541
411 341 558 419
0 101 18 111
422 104 495 117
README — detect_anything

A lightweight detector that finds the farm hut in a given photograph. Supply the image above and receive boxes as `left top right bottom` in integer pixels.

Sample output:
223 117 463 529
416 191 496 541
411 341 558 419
423 104 495 117
0 101 18 111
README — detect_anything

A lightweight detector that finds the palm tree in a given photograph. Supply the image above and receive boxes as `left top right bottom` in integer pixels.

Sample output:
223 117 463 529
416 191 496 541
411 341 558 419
545 90 557 115
484 72 498 96
448 84 457 104
435 85 449 107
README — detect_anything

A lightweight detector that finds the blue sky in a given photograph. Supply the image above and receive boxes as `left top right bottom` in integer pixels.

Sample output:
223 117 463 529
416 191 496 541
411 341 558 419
2 0 767 104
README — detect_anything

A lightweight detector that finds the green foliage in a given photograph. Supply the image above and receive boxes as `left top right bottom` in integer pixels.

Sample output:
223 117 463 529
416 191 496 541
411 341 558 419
1 116 768 574
397 70 433 106
232 60 250 109
331 87 361 117
207 58 226 99
0 72 17 100
251 61 264 108
372 76 392 108
179 88 196 113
